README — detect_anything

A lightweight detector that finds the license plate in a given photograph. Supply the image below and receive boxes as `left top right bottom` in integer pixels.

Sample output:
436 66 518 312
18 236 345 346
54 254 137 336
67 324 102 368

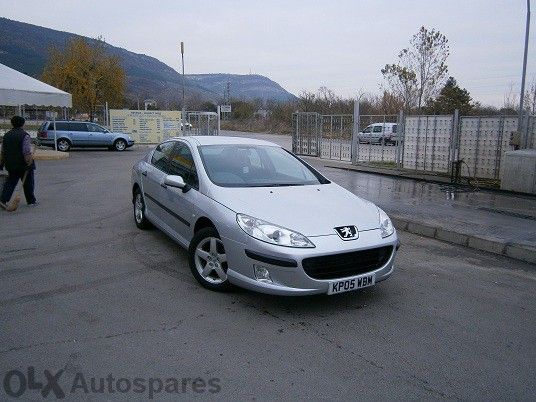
327 273 375 295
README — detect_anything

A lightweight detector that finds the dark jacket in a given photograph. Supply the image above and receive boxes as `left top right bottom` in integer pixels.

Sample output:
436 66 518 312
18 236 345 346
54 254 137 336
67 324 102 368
1 128 31 171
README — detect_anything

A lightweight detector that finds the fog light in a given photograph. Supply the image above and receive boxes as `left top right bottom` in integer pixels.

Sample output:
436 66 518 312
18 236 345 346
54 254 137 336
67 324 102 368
254 265 272 283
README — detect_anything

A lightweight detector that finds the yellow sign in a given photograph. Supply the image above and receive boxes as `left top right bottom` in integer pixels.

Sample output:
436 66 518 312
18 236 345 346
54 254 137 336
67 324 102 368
109 110 182 144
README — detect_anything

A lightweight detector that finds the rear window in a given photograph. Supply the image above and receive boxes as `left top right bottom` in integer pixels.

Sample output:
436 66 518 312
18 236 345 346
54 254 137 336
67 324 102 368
392 124 397 133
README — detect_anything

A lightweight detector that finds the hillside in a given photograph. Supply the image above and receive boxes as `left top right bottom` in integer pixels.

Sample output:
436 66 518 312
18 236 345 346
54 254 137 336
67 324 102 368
0 17 296 105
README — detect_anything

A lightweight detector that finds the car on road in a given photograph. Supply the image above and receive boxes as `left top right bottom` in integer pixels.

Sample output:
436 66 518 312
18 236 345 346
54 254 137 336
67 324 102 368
181 122 193 131
37 120 135 152
358 122 398 145
131 136 399 295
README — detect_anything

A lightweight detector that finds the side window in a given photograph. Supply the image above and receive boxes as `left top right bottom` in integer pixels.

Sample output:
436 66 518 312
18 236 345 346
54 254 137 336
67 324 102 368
392 125 397 133
373 125 383 133
54 122 69 131
151 141 175 173
169 143 199 189
70 122 89 131
87 123 104 132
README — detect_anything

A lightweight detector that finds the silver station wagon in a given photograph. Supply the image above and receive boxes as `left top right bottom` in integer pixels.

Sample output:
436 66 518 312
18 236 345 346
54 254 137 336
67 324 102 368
131 136 399 296
37 120 134 152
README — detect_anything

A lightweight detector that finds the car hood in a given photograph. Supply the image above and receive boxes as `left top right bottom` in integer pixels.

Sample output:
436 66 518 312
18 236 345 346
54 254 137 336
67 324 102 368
208 183 380 236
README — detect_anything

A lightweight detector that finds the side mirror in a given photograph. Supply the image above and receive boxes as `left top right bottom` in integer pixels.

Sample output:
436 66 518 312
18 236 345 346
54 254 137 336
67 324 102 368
163 175 186 189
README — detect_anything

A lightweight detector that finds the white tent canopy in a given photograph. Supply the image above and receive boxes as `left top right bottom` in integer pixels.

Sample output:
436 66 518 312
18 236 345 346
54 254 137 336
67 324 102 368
0 63 72 107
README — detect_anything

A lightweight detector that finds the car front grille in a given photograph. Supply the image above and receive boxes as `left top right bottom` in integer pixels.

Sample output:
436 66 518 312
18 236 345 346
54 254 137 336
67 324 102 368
302 246 394 280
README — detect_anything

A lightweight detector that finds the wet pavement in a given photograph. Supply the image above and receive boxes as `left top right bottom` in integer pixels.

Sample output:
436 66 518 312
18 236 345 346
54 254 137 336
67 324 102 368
1 147 535 400
317 166 536 247
224 131 536 250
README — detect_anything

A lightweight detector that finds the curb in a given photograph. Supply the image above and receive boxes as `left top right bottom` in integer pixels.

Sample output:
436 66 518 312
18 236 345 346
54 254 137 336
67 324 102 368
34 150 70 161
391 216 536 265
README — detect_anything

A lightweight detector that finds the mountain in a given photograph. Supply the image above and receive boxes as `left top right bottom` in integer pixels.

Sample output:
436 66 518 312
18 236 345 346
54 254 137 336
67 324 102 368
0 17 296 105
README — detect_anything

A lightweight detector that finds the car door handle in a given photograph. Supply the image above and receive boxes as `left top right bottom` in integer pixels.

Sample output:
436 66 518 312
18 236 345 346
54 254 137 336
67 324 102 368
141 171 147 176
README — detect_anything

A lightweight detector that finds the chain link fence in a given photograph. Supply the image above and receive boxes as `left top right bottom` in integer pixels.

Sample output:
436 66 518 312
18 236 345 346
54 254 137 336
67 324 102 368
293 107 536 180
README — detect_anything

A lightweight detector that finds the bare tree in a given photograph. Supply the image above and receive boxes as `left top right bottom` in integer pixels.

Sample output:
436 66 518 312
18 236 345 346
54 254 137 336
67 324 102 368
502 83 519 114
382 26 449 112
523 77 536 115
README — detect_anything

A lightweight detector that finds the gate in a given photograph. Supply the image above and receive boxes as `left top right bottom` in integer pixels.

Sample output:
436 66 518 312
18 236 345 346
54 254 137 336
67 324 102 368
320 115 353 161
403 115 454 173
292 112 321 156
353 114 401 166
185 111 219 136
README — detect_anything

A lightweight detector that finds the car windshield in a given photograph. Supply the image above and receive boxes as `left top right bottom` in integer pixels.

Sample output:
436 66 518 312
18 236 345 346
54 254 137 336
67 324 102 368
198 144 330 187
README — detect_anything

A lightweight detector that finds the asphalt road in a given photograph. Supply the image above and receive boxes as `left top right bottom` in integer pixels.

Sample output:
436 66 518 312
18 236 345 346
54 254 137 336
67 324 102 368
1 147 535 401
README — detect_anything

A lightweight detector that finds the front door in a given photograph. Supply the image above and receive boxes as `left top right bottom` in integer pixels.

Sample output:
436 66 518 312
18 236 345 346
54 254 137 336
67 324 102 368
68 122 91 146
86 123 113 146
157 141 200 243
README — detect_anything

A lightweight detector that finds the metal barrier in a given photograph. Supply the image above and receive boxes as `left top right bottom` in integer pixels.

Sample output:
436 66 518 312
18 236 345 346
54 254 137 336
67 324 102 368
292 112 321 156
353 114 400 166
292 106 536 180
320 115 353 161
185 111 219 136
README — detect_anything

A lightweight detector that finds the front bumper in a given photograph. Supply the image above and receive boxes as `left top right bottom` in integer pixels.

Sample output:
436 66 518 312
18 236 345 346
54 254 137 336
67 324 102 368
222 229 398 296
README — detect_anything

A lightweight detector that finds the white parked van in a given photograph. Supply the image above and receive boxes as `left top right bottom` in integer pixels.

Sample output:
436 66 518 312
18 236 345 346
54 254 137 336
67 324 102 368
358 123 398 145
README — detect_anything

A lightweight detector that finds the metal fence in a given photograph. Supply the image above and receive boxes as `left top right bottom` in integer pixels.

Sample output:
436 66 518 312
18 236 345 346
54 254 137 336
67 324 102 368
293 107 536 180
320 114 353 161
292 112 322 156
353 114 401 165
185 111 219 136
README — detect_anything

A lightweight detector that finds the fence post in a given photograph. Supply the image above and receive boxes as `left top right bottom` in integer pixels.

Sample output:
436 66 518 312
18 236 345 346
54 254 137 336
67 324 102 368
449 109 460 177
396 110 404 168
351 99 360 165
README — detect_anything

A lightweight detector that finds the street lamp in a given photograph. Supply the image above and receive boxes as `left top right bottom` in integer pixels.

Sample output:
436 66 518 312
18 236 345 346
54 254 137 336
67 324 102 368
180 42 186 134
518 0 531 148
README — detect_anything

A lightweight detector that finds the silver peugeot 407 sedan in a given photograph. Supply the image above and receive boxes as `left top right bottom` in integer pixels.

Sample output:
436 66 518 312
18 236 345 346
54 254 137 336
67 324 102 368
131 136 399 296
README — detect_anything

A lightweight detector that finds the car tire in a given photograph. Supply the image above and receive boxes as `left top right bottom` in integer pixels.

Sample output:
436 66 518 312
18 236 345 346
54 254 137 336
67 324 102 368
114 139 127 151
133 188 152 229
57 138 71 152
188 227 232 292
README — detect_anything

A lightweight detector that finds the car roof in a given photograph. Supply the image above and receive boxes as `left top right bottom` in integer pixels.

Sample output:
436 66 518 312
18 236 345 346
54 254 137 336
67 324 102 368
174 136 280 147
45 120 95 123
369 122 397 126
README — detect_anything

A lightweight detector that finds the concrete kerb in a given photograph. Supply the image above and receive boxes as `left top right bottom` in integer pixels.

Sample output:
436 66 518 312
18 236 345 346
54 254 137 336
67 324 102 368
34 149 69 161
391 214 535 266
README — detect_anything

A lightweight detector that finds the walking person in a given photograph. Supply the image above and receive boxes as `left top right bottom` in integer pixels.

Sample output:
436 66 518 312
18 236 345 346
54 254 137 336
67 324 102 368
0 116 37 210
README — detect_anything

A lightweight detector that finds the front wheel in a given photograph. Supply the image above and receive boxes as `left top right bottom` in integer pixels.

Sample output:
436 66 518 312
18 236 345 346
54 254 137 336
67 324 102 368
188 227 232 292
114 139 127 151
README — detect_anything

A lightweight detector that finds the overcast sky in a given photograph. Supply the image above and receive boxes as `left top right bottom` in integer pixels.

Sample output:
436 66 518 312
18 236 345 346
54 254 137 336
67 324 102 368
2 0 535 106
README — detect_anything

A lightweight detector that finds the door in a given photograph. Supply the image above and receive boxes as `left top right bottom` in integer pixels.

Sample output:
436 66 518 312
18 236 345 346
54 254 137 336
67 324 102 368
142 141 175 226
360 125 372 143
86 123 113 146
68 122 91 146
371 124 383 143
158 141 201 242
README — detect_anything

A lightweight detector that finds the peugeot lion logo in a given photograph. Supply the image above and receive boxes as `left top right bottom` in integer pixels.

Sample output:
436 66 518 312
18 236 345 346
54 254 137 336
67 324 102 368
334 225 358 240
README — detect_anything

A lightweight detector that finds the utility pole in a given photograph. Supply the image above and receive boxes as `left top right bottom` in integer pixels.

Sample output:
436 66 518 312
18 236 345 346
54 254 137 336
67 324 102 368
518 0 531 148
181 41 186 134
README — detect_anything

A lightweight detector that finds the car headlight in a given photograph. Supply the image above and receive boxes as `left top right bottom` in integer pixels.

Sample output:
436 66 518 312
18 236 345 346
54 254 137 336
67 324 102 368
236 213 315 248
378 208 394 238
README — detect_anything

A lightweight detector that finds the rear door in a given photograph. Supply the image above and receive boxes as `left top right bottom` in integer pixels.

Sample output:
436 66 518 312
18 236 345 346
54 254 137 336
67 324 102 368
142 141 175 227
